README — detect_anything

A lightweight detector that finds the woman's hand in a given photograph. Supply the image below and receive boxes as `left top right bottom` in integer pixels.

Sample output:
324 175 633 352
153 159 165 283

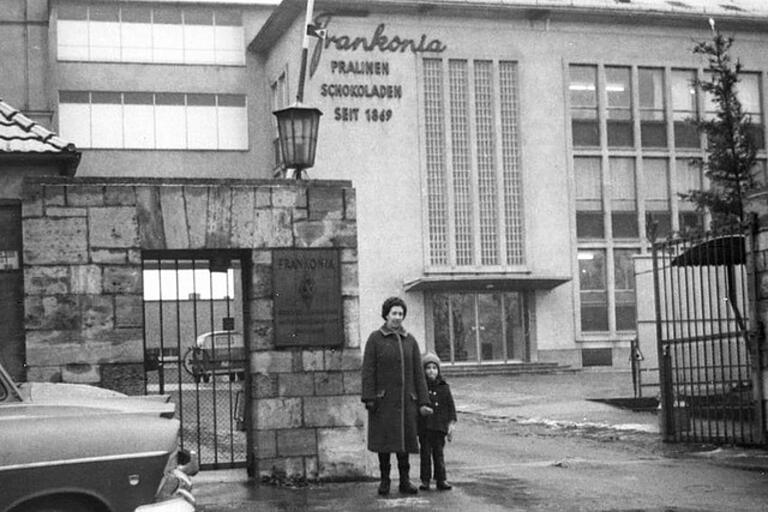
419 405 434 416
447 422 456 442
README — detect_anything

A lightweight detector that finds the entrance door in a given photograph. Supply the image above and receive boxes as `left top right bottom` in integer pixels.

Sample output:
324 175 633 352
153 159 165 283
0 204 25 381
142 251 250 470
432 292 530 364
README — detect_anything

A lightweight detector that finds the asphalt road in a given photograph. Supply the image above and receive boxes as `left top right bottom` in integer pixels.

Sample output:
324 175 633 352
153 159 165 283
194 412 768 511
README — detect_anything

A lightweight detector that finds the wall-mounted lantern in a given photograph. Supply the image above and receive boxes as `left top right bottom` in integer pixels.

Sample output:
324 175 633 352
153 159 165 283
273 103 322 179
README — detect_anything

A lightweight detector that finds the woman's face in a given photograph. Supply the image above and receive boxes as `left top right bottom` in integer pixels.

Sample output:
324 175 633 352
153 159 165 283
385 305 405 330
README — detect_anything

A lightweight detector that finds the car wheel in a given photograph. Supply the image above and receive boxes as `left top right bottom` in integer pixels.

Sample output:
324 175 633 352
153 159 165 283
18 496 96 512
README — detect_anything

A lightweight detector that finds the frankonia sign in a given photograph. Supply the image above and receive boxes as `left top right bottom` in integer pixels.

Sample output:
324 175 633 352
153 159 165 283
309 20 447 78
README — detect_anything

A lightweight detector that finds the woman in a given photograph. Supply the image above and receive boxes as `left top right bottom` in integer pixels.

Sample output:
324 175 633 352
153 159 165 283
362 297 432 496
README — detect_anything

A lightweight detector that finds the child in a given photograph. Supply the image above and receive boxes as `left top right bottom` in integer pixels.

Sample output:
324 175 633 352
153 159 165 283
418 352 457 491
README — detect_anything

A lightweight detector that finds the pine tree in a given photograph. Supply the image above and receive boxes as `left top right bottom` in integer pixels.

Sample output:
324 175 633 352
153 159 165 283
679 28 758 230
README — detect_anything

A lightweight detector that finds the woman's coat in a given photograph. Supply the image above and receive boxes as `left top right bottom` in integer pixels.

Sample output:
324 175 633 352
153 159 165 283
361 325 430 453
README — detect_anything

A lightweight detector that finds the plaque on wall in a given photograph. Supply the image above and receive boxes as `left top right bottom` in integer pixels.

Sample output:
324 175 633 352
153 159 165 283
273 248 343 347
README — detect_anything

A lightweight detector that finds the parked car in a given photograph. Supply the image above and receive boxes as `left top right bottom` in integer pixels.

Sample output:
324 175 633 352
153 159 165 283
0 360 197 512
183 331 245 383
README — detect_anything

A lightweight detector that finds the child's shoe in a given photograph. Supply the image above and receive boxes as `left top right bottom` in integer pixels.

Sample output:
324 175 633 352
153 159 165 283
419 481 430 491
436 481 452 491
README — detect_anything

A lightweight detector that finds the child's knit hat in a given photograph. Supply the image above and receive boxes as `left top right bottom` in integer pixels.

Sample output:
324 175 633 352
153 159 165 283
422 351 441 371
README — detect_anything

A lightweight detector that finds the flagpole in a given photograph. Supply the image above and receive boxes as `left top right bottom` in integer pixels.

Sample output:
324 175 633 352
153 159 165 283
296 0 315 103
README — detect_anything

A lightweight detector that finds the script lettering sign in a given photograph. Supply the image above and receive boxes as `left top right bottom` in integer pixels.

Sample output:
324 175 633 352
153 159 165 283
273 248 343 348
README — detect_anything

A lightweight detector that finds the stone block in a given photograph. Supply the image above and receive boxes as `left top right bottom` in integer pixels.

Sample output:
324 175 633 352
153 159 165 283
101 363 144 395
325 349 343 371
127 249 141 265
254 187 271 208
22 183 43 218
24 217 88 264
103 266 142 294
250 322 274 350
253 209 293 247
343 297 361 348
25 266 68 295
80 295 115 338
272 187 306 208
115 295 143 328
344 188 356 220
277 429 317 457
251 264 272 298
252 373 278 398
341 349 362 370
317 427 368 480
340 248 357 263
67 185 104 207
341 263 358 296
205 186 232 248
160 186 190 249
342 371 361 395
314 372 344 395
136 186 165 249
104 186 136 206
256 429 277 459
304 396 365 428
278 373 314 397
302 350 324 372
255 397 302 429
26 330 143 365
70 265 102 294
184 186 208 249
256 457 305 481
26 365 62 382
308 187 343 221
91 249 128 264
305 456 319 481
231 188 255 247
44 185 66 206
294 220 357 248
61 363 101 384
89 207 139 248
46 207 87 217
25 295 79 330
252 250 271 265
251 351 293 374
250 299 273 322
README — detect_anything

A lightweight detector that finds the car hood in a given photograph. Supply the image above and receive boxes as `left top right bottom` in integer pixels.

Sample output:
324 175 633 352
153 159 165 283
14 382 176 418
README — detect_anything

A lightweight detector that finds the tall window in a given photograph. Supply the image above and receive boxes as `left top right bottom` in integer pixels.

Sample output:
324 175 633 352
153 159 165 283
639 68 666 148
423 59 525 268
57 3 245 65
738 73 764 149
610 157 638 238
59 91 248 150
671 69 700 148
578 250 608 332
569 65 599 147
575 157 603 239
606 66 632 147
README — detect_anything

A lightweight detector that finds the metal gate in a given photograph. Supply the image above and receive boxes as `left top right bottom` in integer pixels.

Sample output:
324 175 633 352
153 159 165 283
142 250 250 470
651 226 764 445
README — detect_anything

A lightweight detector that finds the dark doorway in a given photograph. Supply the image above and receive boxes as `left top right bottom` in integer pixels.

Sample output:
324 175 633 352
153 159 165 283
0 202 25 381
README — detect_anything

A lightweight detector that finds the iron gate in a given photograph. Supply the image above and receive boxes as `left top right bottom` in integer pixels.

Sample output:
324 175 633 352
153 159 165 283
651 226 764 445
142 250 251 470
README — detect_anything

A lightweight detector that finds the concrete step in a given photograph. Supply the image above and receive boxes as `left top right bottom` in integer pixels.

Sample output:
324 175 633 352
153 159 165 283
440 362 572 377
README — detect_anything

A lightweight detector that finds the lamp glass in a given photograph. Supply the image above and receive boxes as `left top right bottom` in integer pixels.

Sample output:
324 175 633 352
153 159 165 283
274 104 322 170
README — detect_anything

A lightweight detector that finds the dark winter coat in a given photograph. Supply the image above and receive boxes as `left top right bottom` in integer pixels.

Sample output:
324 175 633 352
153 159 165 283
418 376 457 435
361 325 430 454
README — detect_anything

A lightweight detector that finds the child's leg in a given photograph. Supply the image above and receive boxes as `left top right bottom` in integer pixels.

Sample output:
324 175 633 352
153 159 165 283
419 434 432 485
433 432 447 484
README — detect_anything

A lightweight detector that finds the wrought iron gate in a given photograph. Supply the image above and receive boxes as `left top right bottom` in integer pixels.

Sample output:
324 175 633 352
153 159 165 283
142 250 250 469
651 227 763 445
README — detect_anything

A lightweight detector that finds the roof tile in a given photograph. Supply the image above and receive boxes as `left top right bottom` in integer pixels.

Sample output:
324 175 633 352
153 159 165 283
0 99 77 154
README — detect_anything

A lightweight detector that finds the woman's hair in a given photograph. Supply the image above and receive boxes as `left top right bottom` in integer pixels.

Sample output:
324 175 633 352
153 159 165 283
381 296 407 320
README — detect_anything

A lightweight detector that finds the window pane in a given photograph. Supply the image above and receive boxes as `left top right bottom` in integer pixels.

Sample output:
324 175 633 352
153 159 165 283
188 103 218 150
155 95 186 149
570 65 599 147
579 250 608 331
58 5 87 20
89 21 121 61
58 98 91 147
217 104 248 150
215 26 245 65
640 68 667 148
184 25 216 64
504 292 526 361
612 212 638 238
215 10 242 26
121 6 151 23
643 159 669 200
474 60 499 265
124 103 155 149
610 157 636 204
90 4 119 22
575 157 602 201
478 293 503 361
423 59 449 266
451 294 477 362
577 212 604 239
606 67 633 147
58 20 89 60
614 249 637 331
91 100 123 148
449 60 473 266
431 294 452 363
153 24 184 63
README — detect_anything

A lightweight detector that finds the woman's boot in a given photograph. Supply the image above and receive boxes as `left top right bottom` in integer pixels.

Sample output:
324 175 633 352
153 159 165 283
377 454 391 495
397 454 418 494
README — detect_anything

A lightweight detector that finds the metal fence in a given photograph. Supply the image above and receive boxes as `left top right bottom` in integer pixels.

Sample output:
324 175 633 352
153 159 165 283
651 227 763 445
142 250 250 470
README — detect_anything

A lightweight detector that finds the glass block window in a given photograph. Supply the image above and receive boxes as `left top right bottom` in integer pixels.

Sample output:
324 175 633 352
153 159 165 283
59 91 247 150
57 3 244 65
423 59 524 268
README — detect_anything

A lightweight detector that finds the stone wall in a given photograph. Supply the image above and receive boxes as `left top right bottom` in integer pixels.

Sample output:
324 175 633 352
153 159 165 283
22 176 368 480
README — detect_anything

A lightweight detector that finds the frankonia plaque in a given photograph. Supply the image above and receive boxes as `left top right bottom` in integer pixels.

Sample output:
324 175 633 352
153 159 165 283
273 249 343 347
